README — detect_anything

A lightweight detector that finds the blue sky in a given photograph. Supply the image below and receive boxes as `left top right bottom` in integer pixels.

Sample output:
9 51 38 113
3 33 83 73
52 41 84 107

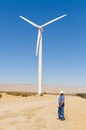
0 0 86 86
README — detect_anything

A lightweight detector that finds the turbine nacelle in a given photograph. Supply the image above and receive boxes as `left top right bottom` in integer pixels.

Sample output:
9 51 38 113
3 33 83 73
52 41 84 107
38 26 43 32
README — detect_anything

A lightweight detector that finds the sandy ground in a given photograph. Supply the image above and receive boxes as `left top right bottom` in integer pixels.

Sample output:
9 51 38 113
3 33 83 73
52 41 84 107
0 94 86 130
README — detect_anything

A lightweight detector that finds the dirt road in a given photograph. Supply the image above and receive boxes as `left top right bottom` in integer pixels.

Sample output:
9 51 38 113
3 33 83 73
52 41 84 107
0 95 86 130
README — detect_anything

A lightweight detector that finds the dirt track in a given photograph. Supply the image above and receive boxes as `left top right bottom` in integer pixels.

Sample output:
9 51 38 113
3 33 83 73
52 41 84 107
0 95 86 130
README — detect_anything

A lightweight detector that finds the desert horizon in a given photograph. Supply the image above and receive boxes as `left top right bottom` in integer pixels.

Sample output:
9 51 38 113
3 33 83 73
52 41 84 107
0 83 86 94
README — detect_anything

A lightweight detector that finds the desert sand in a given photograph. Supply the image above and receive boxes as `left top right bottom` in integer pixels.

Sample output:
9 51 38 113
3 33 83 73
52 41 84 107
0 94 86 130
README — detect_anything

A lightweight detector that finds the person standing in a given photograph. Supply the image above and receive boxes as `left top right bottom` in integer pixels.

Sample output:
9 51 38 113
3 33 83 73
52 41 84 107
58 91 65 120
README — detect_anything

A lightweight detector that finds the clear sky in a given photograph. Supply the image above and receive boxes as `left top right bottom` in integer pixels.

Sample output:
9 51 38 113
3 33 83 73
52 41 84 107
0 0 86 86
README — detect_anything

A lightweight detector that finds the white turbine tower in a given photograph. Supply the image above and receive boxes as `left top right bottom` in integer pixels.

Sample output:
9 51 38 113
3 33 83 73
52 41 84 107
19 14 67 94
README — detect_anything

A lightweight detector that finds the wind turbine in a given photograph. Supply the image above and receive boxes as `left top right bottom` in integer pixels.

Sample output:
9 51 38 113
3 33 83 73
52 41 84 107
19 14 67 94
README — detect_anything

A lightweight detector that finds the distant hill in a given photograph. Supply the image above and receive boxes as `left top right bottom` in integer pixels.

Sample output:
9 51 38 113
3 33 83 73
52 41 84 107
0 84 86 94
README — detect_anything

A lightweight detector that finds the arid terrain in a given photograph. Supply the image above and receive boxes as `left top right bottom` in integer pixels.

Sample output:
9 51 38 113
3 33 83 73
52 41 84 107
0 84 86 94
0 92 86 130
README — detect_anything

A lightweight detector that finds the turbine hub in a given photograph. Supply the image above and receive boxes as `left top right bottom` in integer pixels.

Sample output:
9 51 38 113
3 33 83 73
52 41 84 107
39 26 43 32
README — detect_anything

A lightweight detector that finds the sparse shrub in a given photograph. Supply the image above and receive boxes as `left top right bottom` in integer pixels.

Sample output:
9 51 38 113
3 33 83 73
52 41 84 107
7 92 37 97
43 92 47 94
76 93 86 99
40 93 44 96
0 93 2 99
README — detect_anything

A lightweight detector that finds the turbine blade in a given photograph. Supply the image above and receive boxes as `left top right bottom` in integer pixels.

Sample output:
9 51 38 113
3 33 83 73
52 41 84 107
41 14 67 28
36 30 41 56
19 15 40 28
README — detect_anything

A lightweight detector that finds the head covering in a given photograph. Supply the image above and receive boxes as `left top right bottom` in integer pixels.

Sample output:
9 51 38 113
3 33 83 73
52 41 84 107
60 91 64 94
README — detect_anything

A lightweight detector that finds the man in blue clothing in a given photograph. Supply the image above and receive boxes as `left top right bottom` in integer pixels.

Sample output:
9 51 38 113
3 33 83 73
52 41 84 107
58 91 65 120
